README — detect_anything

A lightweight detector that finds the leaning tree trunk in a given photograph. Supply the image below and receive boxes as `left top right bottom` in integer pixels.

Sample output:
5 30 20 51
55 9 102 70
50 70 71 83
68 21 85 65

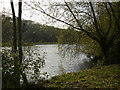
10 1 19 87
10 1 17 52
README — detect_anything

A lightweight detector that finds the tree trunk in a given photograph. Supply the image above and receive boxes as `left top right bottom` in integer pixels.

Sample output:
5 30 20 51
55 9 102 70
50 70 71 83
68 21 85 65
17 1 23 87
11 1 17 52
10 1 20 88
99 41 110 65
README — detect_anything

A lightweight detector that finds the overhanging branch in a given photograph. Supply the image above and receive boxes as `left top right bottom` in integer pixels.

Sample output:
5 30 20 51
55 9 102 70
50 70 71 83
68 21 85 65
24 1 99 41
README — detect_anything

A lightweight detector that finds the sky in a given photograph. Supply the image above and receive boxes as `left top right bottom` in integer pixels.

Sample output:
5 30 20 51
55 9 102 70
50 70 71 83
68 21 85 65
1 0 120 28
1 0 71 30
1 0 68 28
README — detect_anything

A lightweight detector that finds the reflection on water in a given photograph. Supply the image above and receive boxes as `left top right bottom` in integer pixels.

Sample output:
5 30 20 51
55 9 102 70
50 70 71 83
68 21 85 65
23 44 90 79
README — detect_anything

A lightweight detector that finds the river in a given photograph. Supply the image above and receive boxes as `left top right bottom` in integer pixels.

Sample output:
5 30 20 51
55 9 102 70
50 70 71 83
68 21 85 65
22 44 90 80
2 44 91 82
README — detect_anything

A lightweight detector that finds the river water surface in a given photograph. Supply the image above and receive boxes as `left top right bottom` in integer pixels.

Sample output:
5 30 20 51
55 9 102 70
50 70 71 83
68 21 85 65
23 44 90 80
2 44 90 81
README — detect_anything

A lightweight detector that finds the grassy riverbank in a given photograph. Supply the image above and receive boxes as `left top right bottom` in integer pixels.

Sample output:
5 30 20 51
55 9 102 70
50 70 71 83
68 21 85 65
3 64 120 89
42 64 120 88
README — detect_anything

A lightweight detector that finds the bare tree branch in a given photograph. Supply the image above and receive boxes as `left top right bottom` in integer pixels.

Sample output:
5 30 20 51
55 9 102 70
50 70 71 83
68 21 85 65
108 2 120 31
89 2 104 38
24 1 99 41
64 1 99 41
104 2 112 36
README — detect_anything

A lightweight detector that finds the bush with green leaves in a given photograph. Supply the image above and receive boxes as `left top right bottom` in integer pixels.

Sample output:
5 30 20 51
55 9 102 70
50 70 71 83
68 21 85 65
2 46 48 88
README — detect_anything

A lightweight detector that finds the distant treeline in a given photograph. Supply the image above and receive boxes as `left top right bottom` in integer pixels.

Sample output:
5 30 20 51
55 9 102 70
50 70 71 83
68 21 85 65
2 14 63 43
